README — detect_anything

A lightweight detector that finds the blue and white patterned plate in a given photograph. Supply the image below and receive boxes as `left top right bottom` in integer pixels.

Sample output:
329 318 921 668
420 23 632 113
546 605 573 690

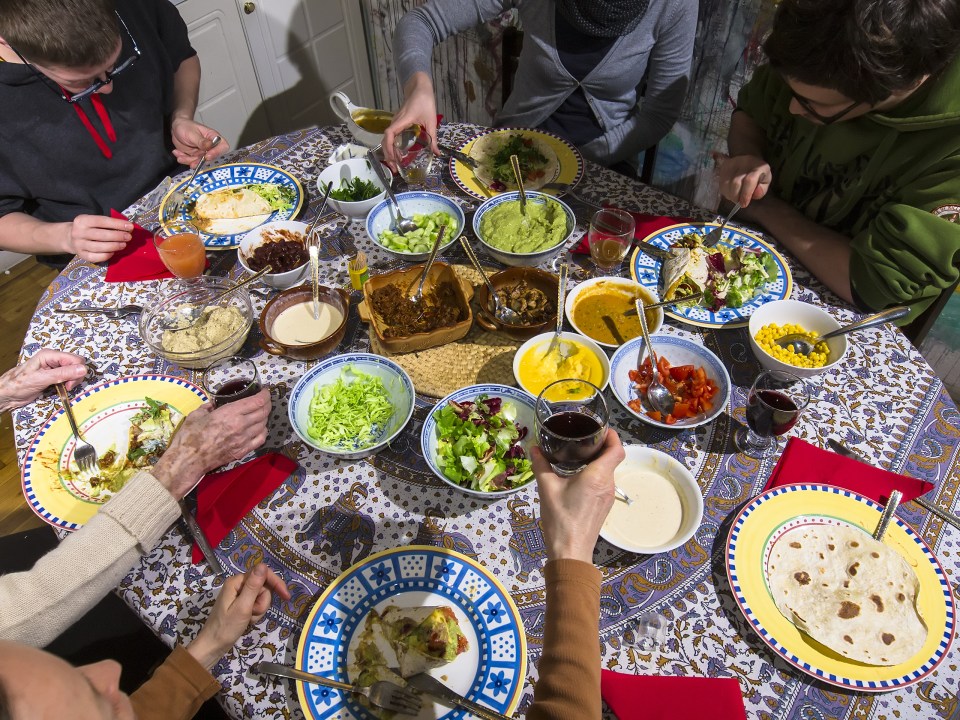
726 484 955 691
296 546 528 720
158 162 304 249
629 223 793 329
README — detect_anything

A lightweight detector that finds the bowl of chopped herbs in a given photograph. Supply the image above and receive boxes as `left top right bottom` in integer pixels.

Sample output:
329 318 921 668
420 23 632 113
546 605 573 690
317 158 390 218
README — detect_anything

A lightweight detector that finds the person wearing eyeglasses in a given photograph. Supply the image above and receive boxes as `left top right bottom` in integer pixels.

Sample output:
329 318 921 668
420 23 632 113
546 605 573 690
0 0 228 266
714 0 960 338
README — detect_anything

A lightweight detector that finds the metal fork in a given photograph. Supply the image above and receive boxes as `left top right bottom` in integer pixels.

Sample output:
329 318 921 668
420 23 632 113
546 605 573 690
54 383 98 475
164 135 221 219
55 305 142 319
256 662 422 715
702 202 741 248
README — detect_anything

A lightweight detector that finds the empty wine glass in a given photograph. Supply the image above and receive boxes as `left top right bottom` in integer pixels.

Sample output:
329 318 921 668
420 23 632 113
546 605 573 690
633 611 670 652
587 208 635 275
534 379 609 476
736 369 810 458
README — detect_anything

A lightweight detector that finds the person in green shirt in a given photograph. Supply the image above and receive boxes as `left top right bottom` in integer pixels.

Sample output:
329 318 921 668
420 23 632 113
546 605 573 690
716 0 960 338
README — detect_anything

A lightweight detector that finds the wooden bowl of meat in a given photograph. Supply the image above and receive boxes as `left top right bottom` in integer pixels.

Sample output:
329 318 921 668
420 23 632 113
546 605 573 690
473 267 559 340
359 262 474 353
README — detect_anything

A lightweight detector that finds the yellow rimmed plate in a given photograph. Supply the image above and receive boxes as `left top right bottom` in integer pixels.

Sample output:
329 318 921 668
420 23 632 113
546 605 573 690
296 545 527 720
726 484 954 690
450 127 583 200
21 374 208 531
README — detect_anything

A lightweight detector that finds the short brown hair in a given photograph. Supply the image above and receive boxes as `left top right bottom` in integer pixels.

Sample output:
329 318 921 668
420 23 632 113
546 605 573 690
764 0 960 105
0 0 120 67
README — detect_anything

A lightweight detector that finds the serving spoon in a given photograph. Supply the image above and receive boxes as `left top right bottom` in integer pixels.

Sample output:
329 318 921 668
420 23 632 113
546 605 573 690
636 297 675 417
774 306 910 356
509 154 527 215
543 259 574 364
409 224 447 307
367 148 418 234
459 237 522 326
163 266 273 330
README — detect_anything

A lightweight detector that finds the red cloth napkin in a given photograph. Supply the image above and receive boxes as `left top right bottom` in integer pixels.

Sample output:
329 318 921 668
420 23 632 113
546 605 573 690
104 210 174 282
601 670 746 720
764 437 934 504
191 453 298 563
571 209 693 254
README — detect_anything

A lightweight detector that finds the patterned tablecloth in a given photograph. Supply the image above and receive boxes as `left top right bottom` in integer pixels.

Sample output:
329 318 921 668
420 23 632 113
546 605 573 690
13 124 960 720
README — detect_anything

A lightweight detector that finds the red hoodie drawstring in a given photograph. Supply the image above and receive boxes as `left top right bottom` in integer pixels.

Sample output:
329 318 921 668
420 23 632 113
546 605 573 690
68 93 117 159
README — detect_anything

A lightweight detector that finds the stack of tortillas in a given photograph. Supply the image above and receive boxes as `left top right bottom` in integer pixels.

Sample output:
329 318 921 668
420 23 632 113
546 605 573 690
367 265 523 398
766 523 928 665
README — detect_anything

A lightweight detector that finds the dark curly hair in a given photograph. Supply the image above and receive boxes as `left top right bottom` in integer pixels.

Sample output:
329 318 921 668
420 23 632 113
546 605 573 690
0 0 119 67
764 0 960 104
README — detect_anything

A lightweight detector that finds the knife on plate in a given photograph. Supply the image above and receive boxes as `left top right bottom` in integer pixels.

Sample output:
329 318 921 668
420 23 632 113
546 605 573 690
827 439 960 532
404 674 512 720
439 142 478 168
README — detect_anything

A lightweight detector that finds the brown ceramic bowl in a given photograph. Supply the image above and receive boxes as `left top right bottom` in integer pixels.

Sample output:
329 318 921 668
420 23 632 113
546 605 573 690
359 262 473 353
259 285 350 360
473 267 559 340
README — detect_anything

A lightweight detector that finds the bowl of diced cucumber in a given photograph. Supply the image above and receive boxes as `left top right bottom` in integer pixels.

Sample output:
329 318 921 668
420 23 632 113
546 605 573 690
365 191 464 261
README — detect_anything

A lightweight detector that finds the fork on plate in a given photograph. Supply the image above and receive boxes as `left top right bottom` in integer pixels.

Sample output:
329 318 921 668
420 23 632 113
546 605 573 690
701 202 741 248
256 662 422 715
54 383 98 476
163 135 221 220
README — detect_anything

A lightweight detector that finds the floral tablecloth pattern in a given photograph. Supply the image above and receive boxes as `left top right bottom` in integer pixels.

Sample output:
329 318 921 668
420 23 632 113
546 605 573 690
14 124 960 720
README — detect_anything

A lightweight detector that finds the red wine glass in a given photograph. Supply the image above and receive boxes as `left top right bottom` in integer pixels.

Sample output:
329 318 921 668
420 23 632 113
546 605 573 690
534 379 609 476
736 369 810 458
202 356 261 407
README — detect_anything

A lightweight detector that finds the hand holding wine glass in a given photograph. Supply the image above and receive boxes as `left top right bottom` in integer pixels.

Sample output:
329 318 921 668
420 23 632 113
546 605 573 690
736 369 810 458
534 379 609 476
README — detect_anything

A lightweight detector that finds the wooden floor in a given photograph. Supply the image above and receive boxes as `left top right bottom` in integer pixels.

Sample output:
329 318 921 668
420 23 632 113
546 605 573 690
0 259 58 536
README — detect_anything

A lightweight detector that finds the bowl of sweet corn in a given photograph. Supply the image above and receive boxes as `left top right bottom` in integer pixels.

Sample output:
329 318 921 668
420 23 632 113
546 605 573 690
748 299 847 377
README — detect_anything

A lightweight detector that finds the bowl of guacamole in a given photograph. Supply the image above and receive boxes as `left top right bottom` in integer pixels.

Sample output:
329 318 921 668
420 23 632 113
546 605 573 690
473 191 574 267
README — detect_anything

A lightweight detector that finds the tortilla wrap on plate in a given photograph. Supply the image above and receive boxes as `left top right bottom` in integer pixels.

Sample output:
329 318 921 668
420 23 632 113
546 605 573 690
659 244 709 302
471 132 559 191
766 523 928 666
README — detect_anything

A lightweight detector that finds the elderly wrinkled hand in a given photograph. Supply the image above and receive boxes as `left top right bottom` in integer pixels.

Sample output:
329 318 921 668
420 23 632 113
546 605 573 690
0 350 89 412
532 429 626 563
151 388 272 498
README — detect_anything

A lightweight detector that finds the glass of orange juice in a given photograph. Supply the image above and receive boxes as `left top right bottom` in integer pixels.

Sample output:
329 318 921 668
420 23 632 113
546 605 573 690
154 222 206 285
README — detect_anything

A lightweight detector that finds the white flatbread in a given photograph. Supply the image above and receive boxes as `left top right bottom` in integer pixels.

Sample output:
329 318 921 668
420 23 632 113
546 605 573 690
471 132 559 190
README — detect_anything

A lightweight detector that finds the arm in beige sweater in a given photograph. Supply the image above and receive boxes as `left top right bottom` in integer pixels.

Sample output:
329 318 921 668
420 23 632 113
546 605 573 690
0 470 179 647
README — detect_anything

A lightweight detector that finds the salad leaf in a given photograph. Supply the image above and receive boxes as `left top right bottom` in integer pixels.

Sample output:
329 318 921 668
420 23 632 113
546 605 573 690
329 177 382 202
433 395 533 492
245 183 296 212
307 368 394 450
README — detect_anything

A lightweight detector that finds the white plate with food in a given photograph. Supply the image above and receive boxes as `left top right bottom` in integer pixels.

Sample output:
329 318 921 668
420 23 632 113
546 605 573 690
295 546 527 720
726 484 955 690
158 162 304 249
450 127 583 200
20 374 208 531
629 223 792 328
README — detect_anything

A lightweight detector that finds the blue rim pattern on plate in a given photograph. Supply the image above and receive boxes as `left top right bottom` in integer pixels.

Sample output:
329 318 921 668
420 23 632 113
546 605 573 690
450 127 584 201
608 335 731 428
629 223 792 328
420 384 537 496
20 374 208 531
296 546 527 719
159 162 304 249
726 484 956 691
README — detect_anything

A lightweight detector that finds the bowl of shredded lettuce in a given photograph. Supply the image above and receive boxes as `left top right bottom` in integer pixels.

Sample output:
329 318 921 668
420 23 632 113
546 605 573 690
288 353 415 459
420 384 537 497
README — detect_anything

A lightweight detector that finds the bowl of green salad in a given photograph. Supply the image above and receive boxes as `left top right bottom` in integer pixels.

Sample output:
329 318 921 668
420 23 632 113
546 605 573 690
420 384 538 497
366 191 464 261
288 353 415 460
317 158 389 219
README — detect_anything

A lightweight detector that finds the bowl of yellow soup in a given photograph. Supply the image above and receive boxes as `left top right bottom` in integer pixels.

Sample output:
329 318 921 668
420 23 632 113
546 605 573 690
564 277 664 348
513 331 610 399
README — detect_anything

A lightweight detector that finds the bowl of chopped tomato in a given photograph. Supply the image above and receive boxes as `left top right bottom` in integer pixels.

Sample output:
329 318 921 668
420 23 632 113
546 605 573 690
609 334 731 429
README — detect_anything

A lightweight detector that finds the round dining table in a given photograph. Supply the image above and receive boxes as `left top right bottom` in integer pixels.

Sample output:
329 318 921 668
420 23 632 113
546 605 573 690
12 122 960 720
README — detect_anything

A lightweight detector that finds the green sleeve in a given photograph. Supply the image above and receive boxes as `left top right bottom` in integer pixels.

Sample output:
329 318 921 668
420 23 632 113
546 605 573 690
850 155 960 321
736 64 784 133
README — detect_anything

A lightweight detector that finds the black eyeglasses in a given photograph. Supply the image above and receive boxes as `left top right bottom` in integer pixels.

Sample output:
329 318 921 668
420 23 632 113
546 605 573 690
790 90 862 125
10 11 140 104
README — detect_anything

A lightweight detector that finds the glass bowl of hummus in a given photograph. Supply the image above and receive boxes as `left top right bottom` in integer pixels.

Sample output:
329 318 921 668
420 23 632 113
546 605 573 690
473 191 575 267
139 277 253 369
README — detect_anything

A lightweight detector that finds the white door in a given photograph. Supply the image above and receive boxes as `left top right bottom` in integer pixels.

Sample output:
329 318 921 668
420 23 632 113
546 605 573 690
176 0 269 149
239 0 376 136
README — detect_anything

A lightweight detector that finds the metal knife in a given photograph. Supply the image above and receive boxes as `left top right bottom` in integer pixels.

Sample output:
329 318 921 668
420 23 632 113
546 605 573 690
827 439 960 532
632 240 672 261
404 674 512 720
179 499 226 577
439 142 478 168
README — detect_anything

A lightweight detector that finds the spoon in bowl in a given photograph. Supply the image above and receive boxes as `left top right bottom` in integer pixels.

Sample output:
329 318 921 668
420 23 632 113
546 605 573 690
636 298 675 417
409 224 447 307
367 148 418 234
774 306 910 356
509 154 527 216
458 237 522 325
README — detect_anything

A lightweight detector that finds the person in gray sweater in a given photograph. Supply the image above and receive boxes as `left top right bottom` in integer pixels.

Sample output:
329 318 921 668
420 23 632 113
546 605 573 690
383 0 697 172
